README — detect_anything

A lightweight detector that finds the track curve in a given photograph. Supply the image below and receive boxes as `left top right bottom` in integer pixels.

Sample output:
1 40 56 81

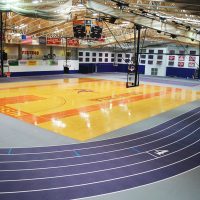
0 107 200 200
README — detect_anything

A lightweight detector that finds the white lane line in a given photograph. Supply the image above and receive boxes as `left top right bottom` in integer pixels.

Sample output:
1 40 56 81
147 152 158 158
76 163 200 200
0 151 199 195
0 117 199 164
0 109 199 156
0 132 199 183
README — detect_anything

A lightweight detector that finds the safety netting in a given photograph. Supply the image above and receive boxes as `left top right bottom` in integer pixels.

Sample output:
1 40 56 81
0 0 72 21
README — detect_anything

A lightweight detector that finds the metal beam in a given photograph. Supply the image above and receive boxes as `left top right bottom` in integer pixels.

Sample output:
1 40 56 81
0 12 3 77
87 0 200 43
145 0 200 6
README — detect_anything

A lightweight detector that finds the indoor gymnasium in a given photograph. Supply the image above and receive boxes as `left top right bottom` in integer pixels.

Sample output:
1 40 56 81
0 0 200 200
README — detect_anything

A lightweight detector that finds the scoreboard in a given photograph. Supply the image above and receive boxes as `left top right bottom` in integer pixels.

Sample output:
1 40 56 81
73 19 103 39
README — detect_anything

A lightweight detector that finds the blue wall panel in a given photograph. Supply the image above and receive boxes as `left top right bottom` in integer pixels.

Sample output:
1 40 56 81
166 67 196 78
116 64 128 72
79 63 145 74
138 65 145 74
10 70 64 77
69 70 79 74
96 63 116 72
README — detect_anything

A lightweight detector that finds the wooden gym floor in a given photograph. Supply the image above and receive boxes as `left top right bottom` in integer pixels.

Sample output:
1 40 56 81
0 75 199 141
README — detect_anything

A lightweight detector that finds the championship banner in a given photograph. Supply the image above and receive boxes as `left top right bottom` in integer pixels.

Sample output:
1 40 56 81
8 60 19 66
178 62 184 67
19 60 28 65
188 62 195 67
178 56 185 61
189 56 196 61
47 38 61 45
28 60 37 66
48 60 58 66
169 56 175 60
67 39 79 47
22 51 39 55
39 37 46 45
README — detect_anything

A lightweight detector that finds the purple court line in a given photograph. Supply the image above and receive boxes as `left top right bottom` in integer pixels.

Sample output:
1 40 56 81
0 106 200 154
0 130 199 182
0 114 199 166
0 107 200 157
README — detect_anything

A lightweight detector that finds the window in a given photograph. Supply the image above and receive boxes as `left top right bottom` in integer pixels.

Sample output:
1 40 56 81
151 68 158 76
105 53 108 57
99 58 102 62
140 60 146 64
149 49 154 54
157 55 163 60
169 50 175 55
79 52 83 56
111 53 115 57
92 58 96 62
105 58 108 62
141 49 146 53
85 58 90 62
79 57 83 62
157 61 162 65
190 51 196 55
148 60 153 65
92 52 96 57
99 53 102 57
85 52 90 56
118 54 122 58
111 58 115 62
158 50 163 54
148 55 154 59
168 61 174 66
179 50 185 55
141 55 146 59
125 59 130 63
125 54 130 58
118 58 122 62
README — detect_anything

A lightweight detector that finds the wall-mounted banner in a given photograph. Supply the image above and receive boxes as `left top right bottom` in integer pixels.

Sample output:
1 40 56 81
178 56 185 61
39 37 46 45
188 62 195 67
178 62 184 67
22 51 39 55
67 39 79 47
47 38 61 45
48 60 58 66
169 56 175 61
189 56 196 61
19 60 28 65
28 60 37 66
8 60 19 66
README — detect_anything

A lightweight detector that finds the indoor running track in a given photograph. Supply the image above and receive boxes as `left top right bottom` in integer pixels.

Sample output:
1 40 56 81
0 107 200 200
